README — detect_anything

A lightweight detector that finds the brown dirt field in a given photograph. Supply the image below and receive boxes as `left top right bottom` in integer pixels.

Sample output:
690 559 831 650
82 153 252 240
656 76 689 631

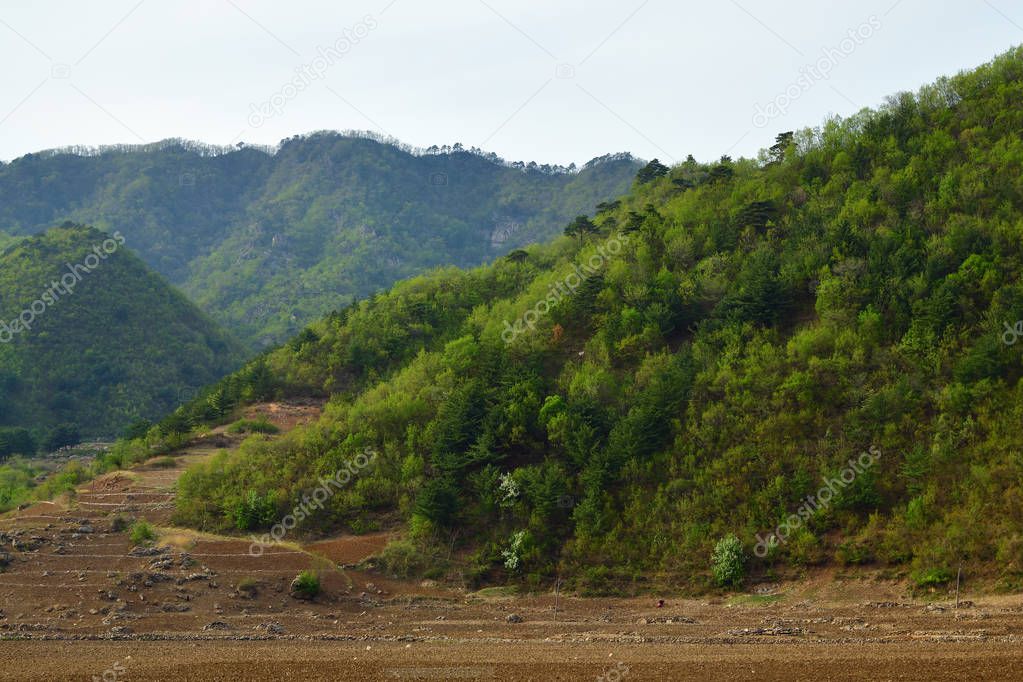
304 531 394 565
1 640 1022 681
4 401 1023 680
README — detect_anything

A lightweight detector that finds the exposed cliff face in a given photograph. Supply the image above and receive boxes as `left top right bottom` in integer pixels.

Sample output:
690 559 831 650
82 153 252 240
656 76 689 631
490 216 524 249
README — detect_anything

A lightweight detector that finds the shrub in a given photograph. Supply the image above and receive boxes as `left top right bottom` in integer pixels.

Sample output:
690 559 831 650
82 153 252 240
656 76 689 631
788 529 826 566
110 514 131 533
911 566 953 590
236 577 260 597
129 520 156 546
291 570 320 599
711 534 746 588
230 490 278 531
377 539 426 578
836 539 874 566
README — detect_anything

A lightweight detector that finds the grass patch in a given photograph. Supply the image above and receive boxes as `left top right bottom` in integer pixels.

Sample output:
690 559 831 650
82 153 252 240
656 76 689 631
146 455 177 468
227 417 280 435
472 585 520 599
726 593 784 606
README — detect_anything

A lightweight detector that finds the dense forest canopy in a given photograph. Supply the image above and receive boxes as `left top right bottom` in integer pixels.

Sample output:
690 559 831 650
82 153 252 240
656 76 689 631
0 225 245 442
0 133 641 347
154 48 1023 590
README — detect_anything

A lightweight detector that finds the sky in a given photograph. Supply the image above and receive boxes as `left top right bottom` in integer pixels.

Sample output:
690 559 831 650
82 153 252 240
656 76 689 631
0 0 1021 166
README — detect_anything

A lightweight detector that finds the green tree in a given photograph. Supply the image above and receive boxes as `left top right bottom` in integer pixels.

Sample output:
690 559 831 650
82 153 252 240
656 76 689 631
564 215 599 239
636 158 670 184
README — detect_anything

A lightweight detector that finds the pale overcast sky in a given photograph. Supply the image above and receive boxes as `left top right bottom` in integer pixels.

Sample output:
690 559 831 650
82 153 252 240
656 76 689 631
0 0 1020 165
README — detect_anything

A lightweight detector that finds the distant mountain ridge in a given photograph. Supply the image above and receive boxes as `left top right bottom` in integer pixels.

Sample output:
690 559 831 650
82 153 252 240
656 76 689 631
0 132 641 347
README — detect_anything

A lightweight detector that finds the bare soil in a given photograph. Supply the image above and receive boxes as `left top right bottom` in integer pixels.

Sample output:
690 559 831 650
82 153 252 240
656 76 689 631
2 402 1023 680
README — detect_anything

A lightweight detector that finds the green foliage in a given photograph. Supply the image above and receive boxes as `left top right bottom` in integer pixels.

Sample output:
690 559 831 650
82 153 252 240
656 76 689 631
226 417 280 435
377 539 430 578
636 158 669 184
43 423 81 452
0 225 245 439
291 570 321 599
163 48 1023 586
711 535 747 588
129 520 156 546
0 459 38 512
911 566 954 590
0 428 35 461
564 215 598 239
0 137 640 347
230 490 279 531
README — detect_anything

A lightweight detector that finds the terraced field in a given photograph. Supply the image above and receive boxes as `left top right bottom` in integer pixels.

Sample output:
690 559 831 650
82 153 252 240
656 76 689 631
3 403 1023 680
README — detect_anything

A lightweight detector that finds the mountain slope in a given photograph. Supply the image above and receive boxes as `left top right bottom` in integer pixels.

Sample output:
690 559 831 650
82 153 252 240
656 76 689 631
0 135 641 346
164 49 1023 590
0 225 245 441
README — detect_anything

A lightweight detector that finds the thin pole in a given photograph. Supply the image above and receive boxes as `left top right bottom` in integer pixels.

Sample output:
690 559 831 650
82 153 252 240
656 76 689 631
554 576 561 623
955 565 962 610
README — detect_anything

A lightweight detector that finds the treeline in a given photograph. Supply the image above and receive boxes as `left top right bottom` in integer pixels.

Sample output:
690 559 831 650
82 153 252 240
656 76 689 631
0 133 640 348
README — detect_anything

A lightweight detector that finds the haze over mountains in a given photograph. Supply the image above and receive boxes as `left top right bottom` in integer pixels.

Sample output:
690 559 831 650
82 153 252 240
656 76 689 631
0 132 641 347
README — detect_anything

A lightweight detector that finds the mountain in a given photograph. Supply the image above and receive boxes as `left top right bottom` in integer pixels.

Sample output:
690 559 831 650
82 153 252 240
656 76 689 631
0 134 642 347
157 48 1023 591
0 225 245 443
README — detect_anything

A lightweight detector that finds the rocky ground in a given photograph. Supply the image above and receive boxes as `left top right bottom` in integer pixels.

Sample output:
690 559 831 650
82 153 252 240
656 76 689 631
2 403 1023 680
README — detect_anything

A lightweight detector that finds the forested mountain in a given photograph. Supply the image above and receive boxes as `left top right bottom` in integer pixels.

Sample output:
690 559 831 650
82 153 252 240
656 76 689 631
0 225 245 444
157 48 1023 590
0 134 641 347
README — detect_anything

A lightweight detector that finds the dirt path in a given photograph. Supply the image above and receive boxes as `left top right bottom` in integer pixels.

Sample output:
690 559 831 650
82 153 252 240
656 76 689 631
3 402 1023 679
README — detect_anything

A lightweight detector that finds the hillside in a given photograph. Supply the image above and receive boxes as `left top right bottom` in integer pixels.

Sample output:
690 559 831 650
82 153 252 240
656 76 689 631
0 225 245 443
0 135 641 347
141 48 1023 591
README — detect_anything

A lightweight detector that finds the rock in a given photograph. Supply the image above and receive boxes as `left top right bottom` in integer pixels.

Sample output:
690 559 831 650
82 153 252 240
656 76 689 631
160 603 190 613
110 626 133 635
727 626 804 636
203 621 232 631
78 525 95 534
506 614 524 623
256 621 284 634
